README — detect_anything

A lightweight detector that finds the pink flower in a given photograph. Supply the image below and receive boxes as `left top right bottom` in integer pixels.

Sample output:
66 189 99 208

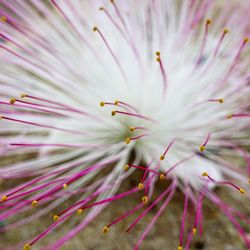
0 1 250 249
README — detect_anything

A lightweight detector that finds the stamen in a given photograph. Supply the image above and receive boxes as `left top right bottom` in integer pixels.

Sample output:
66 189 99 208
164 154 194 175
100 101 105 107
103 226 109 233
141 196 148 204
179 191 189 250
138 183 144 190
1 195 8 202
76 209 83 215
9 98 16 104
208 98 224 103
31 200 38 207
219 37 249 88
159 174 166 180
155 51 168 96
53 215 59 222
199 133 211 152
197 19 212 63
227 113 250 119
0 16 7 22
212 28 229 58
93 26 127 80
160 139 176 160
0 116 87 135
125 134 148 145
112 110 156 122
124 164 130 171
23 244 31 250
109 0 129 34
133 183 177 249
126 164 160 176
202 172 246 194
106 203 144 229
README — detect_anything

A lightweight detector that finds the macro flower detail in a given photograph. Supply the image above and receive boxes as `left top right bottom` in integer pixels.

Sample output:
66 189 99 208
0 0 250 249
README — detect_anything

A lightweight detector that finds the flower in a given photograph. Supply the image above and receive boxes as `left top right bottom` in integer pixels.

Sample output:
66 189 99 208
0 0 250 249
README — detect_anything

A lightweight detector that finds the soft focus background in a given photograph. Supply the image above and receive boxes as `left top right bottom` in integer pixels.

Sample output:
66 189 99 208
0 0 250 249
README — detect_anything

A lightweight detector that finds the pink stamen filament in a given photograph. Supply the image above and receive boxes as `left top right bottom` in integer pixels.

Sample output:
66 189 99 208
130 134 149 142
179 191 189 248
230 113 250 118
94 27 127 81
164 154 195 175
117 101 140 113
212 29 229 58
202 132 211 147
197 20 211 63
114 110 156 122
128 164 160 176
107 203 145 228
162 138 176 157
126 183 175 233
1 116 87 135
0 101 67 117
19 95 98 119
203 174 244 193
157 56 168 96
99 7 141 64
133 126 147 131
133 183 177 250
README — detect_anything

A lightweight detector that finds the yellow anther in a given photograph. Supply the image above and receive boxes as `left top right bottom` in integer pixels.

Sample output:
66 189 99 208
160 155 165 161
114 100 119 105
239 188 246 194
227 114 233 119
156 57 161 62
124 164 130 171
125 137 131 144
202 172 208 177
178 246 183 250
138 183 144 190
1 195 8 201
93 26 98 32
53 215 59 222
100 101 105 107
110 0 115 3
111 110 116 116
129 126 135 132
218 98 224 103
103 226 109 233
223 28 229 34
192 227 197 235
31 200 38 207
23 244 31 250
206 19 212 25
160 174 166 180
248 178 250 184
156 51 161 56
10 98 16 104
21 93 27 98
63 183 68 189
77 209 83 215
243 37 249 44
199 145 205 152
142 196 148 204
0 16 7 22
99 7 104 11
